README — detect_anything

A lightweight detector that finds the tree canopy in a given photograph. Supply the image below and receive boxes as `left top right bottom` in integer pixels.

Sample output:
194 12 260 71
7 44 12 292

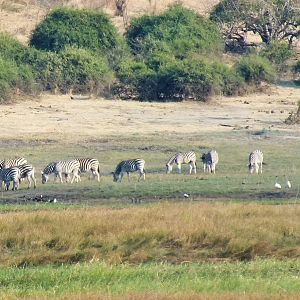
210 0 300 51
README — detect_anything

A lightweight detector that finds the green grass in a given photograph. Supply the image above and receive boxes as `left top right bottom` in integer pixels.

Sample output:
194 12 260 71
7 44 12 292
1 260 300 298
0 130 300 204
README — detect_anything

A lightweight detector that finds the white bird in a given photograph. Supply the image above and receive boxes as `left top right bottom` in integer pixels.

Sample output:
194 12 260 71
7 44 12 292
183 193 189 198
285 176 291 189
274 176 282 189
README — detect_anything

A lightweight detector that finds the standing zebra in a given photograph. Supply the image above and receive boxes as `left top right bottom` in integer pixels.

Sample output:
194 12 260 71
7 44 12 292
17 164 36 189
41 160 80 184
201 150 219 174
166 151 197 174
249 150 263 174
112 158 145 182
0 157 27 169
0 167 21 191
77 158 100 182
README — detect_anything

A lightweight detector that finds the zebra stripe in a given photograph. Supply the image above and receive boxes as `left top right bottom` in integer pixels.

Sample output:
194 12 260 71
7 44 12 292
201 150 219 174
249 150 263 174
166 151 197 174
42 160 80 184
77 158 100 182
113 158 145 182
0 167 21 191
17 164 36 189
0 157 27 169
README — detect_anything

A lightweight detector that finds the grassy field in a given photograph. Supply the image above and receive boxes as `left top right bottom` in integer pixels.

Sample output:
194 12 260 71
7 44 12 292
0 130 300 204
1 259 300 299
0 97 300 298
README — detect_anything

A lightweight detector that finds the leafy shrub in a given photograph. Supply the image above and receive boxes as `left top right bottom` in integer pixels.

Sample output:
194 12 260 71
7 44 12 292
117 55 243 101
27 47 114 94
235 55 275 84
292 60 300 75
126 4 223 59
0 56 36 103
30 7 120 53
260 42 295 71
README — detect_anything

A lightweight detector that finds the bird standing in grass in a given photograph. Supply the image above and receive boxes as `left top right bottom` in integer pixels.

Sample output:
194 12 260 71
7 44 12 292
274 176 282 189
285 175 291 189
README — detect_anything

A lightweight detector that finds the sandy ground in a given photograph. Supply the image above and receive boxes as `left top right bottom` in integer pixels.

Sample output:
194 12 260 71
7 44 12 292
0 85 299 143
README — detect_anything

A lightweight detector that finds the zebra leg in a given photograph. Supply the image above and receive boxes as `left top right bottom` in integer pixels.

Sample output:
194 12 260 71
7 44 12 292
188 163 193 175
255 164 259 174
127 172 130 182
260 162 263 174
58 172 63 183
27 175 31 189
138 170 145 181
177 163 182 174
193 162 197 174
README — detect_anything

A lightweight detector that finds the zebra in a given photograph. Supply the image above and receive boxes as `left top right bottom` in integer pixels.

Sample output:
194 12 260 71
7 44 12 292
249 150 263 174
0 167 21 191
17 164 37 189
201 150 219 174
41 160 80 184
166 151 197 174
76 158 100 182
0 157 27 169
112 158 145 182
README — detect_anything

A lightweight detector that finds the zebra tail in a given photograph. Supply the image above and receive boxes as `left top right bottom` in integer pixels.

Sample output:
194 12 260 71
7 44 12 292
262 162 267 165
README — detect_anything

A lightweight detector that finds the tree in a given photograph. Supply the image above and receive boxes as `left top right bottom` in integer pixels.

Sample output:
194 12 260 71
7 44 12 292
210 0 300 51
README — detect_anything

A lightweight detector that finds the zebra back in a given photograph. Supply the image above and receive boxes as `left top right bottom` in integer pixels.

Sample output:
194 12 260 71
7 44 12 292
0 157 27 169
77 158 100 173
249 150 263 165
115 158 145 175
17 164 35 179
0 167 21 183
167 151 196 165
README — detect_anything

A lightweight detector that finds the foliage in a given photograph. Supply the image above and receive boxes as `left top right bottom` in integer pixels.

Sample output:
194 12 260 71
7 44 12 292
30 7 121 53
235 55 276 84
29 47 114 94
126 4 223 59
117 54 244 101
210 0 300 51
260 41 295 71
292 60 300 75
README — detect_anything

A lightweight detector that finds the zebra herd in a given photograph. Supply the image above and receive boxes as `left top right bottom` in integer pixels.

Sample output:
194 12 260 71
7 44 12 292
0 149 263 191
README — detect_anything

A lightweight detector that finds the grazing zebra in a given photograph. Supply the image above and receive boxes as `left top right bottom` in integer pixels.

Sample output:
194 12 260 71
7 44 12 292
112 158 145 182
0 157 27 169
249 150 263 174
166 151 197 174
41 160 80 184
201 150 219 174
0 167 21 191
17 164 36 189
77 158 100 182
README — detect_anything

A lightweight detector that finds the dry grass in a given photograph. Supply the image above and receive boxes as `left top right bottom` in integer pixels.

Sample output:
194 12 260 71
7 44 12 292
1 202 300 266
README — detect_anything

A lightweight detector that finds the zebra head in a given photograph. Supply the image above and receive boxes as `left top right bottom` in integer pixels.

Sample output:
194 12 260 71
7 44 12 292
112 172 121 182
166 163 173 174
201 153 206 163
41 172 49 184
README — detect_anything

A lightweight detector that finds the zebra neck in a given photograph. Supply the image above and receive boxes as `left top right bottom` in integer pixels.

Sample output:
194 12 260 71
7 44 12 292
44 164 55 175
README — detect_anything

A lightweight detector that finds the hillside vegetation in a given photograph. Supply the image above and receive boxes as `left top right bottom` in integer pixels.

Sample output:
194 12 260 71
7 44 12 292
2 3 296 103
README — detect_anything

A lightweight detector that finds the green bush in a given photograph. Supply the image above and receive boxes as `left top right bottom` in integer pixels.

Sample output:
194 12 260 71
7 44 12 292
30 8 121 54
235 55 275 84
126 4 223 59
0 56 36 103
260 42 295 71
117 55 243 101
27 47 114 94
292 60 300 75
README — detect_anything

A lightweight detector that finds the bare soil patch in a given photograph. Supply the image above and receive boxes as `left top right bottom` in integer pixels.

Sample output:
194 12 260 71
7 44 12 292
1 85 299 143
